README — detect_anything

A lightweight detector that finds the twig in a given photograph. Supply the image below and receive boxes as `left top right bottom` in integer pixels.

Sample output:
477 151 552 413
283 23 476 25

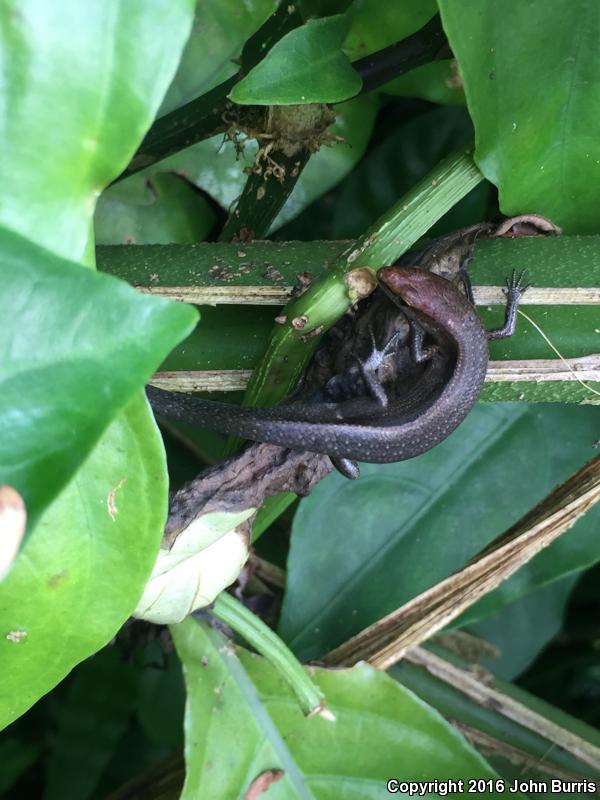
404 647 600 773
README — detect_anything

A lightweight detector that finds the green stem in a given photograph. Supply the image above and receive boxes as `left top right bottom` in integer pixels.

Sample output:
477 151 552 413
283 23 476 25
211 592 325 716
115 77 235 181
241 143 482 408
219 148 311 241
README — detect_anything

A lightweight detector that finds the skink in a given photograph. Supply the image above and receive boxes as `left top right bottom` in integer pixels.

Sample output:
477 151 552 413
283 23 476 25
147 267 525 463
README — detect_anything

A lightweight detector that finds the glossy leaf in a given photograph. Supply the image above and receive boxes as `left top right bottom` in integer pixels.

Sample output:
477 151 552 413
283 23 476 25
279 404 600 661
172 617 505 799
343 0 437 59
0 228 197 530
95 173 216 245
438 0 600 233
0 0 200 729
160 0 277 113
229 16 362 105
0 399 168 729
0 0 195 262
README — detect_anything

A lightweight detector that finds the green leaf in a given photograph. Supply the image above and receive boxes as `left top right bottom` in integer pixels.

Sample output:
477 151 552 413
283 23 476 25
0 399 167 729
229 16 362 105
95 173 216 245
278 403 600 661
160 0 278 113
465 574 580 680
392 650 600 783
0 228 198 530
0 737 39 793
382 60 466 106
343 0 437 59
0 0 196 262
136 652 186 748
43 647 138 800
172 617 506 799
438 0 600 233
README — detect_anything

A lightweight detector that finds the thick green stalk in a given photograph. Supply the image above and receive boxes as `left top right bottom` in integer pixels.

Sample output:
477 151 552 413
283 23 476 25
99 235 600 404
211 592 324 715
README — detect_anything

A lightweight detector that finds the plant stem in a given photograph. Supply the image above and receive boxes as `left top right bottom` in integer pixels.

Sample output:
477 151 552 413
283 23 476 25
115 77 235 181
219 148 312 241
241 144 482 408
354 14 449 95
211 592 325 716
240 2 303 71
116 12 447 184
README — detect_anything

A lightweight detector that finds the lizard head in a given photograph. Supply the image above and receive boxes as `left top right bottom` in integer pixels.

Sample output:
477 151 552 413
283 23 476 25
377 266 474 325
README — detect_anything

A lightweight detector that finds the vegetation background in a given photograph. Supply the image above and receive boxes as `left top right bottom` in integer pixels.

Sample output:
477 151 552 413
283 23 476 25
0 1 599 797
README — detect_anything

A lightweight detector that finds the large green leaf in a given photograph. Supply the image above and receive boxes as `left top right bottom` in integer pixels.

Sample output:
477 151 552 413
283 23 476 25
160 0 277 113
229 16 362 105
438 0 600 233
279 404 600 661
392 651 600 786
0 0 195 263
172 617 509 799
383 60 466 106
0 399 168 729
0 228 197 530
0 0 199 728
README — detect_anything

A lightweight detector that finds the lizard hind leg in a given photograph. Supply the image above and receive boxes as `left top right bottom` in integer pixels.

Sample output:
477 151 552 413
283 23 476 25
330 457 360 480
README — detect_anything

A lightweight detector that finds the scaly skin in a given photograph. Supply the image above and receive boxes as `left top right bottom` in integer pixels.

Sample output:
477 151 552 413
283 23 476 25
147 268 490 464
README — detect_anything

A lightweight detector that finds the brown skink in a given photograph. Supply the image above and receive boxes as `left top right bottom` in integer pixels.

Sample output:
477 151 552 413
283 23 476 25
147 267 525 464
